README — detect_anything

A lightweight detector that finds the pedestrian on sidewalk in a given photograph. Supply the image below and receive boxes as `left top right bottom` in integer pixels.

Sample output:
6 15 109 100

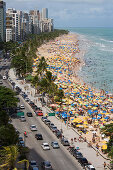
104 162 106 169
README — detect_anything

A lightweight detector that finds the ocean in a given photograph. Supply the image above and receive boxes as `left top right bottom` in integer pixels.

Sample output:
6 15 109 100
67 27 113 94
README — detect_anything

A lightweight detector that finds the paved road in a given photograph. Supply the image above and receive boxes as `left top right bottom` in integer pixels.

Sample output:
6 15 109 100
1 61 82 170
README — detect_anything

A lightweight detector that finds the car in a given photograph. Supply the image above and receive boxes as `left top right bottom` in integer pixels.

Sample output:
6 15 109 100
29 160 38 169
41 161 52 169
19 136 23 141
55 130 62 138
19 140 25 147
25 97 30 102
3 76 7 80
20 116 26 122
32 167 39 170
45 119 51 125
30 125 37 131
36 110 43 116
27 112 33 117
73 151 83 159
0 80 3 84
85 164 96 170
41 117 47 122
35 133 43 140
78 157 88 167
41 143 50 150
20 105 25 109
50 126 57 133
49 123 54 129
51 141 60 149
61 138 70 146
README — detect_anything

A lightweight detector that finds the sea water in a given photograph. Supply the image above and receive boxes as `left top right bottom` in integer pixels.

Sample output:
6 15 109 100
67 27 113 93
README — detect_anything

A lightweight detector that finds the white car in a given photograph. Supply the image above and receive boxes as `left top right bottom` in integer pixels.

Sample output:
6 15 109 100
41 143 50 150
30 125 37 131
3 76 7 80
85 164 95 170
20 105 25 109
20 116 26 122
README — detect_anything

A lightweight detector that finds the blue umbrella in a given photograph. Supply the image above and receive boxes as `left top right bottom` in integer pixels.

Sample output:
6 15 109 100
98 114 102 117
97 117 101 120
92 117 96 120
104 116 109 119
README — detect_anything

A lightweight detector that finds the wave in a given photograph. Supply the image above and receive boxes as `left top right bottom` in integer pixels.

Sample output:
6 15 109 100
100 38 113 43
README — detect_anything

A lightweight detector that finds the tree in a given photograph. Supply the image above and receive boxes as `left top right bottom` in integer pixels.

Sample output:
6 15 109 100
0 109 9 126
0 145 19 169
0 86 18 111
37 56 48 77
0 124 18 146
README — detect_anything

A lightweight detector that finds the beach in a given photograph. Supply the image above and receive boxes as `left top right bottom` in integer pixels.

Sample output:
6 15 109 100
32 32 113 158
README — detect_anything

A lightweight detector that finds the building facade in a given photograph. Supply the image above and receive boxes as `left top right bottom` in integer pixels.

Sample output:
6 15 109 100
0 0 6 42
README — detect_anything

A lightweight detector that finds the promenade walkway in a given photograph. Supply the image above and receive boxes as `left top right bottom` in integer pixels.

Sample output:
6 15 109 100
9 68 110 170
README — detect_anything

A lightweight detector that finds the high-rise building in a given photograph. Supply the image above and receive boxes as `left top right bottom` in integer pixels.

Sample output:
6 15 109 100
0 0 6 42
6 8 19 42
29 10 40 34
42 8 48 19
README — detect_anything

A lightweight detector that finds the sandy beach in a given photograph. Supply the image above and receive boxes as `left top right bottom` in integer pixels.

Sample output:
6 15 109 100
32 32 113 158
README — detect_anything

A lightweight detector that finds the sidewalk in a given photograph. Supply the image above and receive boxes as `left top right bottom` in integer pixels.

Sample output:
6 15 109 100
9 68 110 170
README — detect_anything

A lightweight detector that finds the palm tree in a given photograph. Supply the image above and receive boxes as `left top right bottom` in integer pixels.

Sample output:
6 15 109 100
0 145 19 169
37 56 48 77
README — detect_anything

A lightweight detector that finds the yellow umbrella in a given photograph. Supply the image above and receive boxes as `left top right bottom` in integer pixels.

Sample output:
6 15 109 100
84 122 88 125
101 141 107 144
84 125 88 128
72 118 83 123
101 145 107 150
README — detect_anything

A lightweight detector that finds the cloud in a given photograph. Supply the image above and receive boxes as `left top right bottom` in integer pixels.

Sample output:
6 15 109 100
47 0 113 4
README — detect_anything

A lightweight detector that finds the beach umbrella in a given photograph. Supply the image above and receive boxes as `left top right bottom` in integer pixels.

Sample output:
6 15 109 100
98 114 102 117
97 117 101 120
92 117 96 120
104 116 109 120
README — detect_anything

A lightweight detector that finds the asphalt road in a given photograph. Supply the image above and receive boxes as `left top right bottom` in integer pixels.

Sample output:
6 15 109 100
0 60 82 170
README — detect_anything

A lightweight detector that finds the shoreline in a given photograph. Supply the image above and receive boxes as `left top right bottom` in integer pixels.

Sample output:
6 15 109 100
32 32 113 160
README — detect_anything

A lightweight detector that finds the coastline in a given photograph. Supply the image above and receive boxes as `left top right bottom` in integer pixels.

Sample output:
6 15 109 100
35 32 85 86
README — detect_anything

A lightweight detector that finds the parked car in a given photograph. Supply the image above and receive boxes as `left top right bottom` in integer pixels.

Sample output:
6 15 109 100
30 125 37 131
27 112 33 117
50 126 57 133
0 80 3 84
73 151 83 159
41 161 52 169
41 143 50 150
41 117 47 122
20 116 26 122
55 130 62 138
49 123 54 128
45 119 51 125
78 157 88 167
29 160 38 169
19 140 25 147
19 136 23 141
85 164 95 170
3 76 7 80
35 133 43 140
25 97 30 102
51 141 60 149
20 105 25 109
61 138 70 146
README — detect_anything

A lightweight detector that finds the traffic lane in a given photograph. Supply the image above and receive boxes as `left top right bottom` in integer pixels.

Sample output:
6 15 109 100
12 116 81 170
17 99 81 170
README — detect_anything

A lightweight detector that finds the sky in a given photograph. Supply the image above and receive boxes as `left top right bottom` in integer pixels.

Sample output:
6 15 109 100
4 0 113 28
